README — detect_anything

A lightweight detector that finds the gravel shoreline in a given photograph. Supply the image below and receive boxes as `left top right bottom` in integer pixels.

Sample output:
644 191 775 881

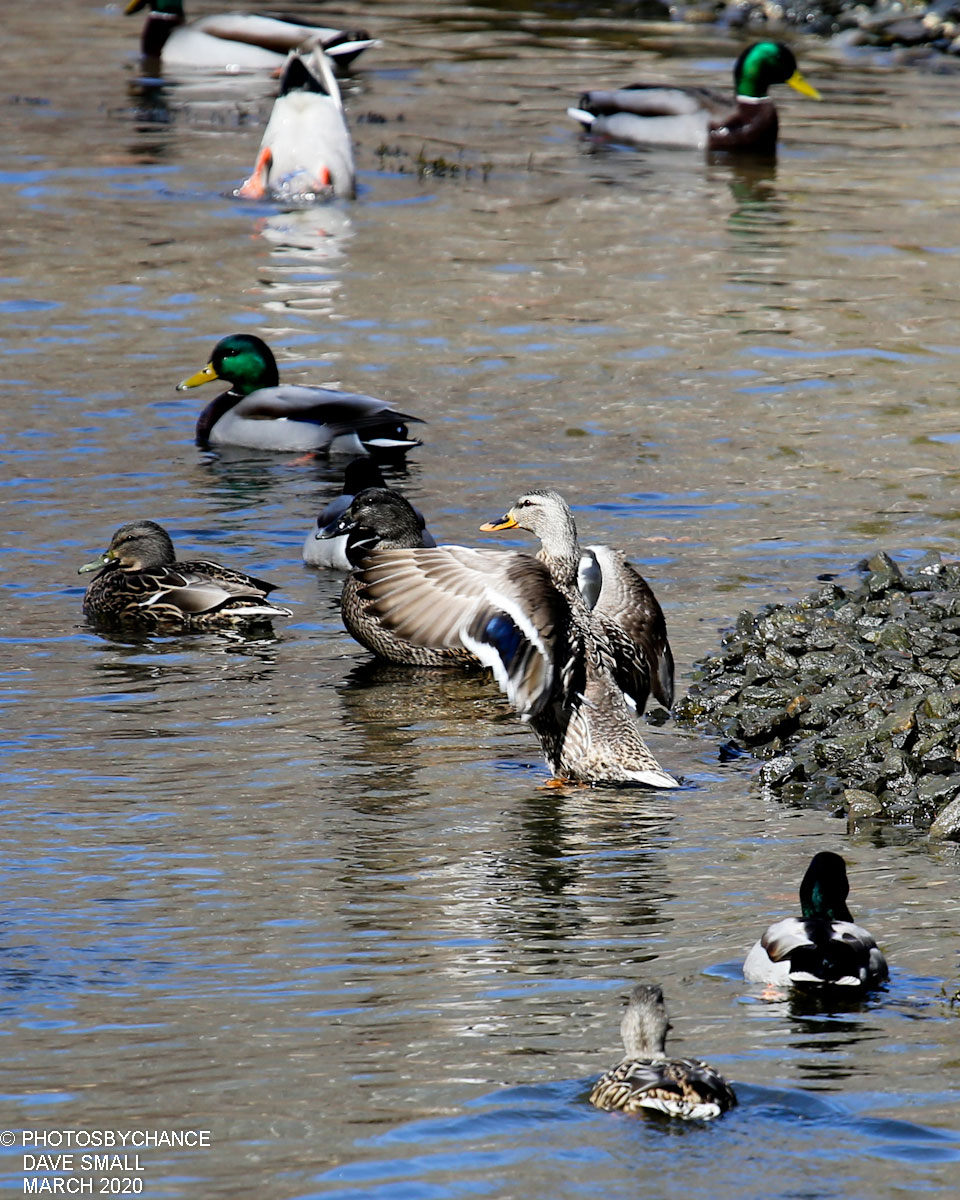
674 552 960 839
672 0 960 57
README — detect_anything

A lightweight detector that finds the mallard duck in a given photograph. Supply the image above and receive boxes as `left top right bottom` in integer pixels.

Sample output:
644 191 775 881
342 489 677 787
589 984 737 1120
304 464 435 571
743 851 888 990
489 500 674 715
79 520 292 630
568 41 821 154
237 49 355 202
177 334 423 456
125 0 375 72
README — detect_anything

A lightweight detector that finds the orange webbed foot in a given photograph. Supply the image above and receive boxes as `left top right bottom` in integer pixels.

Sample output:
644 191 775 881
237 147 273 199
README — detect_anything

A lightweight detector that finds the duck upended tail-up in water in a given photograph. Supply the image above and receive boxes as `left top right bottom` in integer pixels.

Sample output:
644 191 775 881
237 49 355 202
177 333 423 457
125 0 376 73
327 488 677 787
79 520 292 631
568 41 820 155
589 984 737 1120
743 851 888 991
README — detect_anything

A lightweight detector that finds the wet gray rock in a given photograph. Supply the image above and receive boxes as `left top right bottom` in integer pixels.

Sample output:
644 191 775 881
928 786 960 839
675 552 960 830
720 0 960 56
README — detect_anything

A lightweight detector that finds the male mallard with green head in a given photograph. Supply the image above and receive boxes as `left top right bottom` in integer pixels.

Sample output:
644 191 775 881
568 41 820 154
743 851 888 990
178 334 422 457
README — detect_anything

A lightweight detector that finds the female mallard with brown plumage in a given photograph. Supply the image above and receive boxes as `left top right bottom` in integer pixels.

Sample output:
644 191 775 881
125 0 375 72
327 488 676 787
589 984 737 1120
568 41 820 155
79 520 292 630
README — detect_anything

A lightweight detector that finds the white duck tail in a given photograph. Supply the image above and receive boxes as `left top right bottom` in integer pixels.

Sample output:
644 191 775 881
237 48 355 202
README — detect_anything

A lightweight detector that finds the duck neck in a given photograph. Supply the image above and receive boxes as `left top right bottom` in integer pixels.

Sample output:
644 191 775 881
535 515 582 594
195 389 242 449
621 1008 668 1060
141 11 183 58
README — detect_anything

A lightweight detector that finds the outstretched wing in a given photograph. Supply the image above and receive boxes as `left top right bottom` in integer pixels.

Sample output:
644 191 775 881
355 547 567 718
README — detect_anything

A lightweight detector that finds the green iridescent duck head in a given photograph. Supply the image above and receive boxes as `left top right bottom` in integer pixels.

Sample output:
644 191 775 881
733 42 821 101
177 334 280 397
799 851 854 923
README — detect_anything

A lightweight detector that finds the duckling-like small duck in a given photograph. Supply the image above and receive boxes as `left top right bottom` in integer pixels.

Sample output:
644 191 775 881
590 984 737 1120
568 41 820 155
79 520 292 630
304 464 435 571
125 0 375 72
177 334 423 456
342 489 676 786
743 851 888 991
237 49 355 202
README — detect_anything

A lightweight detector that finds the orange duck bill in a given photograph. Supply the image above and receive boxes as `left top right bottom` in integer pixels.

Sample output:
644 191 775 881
480 512 518 532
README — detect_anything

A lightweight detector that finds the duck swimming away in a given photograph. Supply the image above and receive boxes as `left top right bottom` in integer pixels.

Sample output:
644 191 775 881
743 851 888 991
589 984 737 1120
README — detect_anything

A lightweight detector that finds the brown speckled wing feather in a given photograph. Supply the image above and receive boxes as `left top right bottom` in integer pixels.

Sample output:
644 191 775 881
582 546 674 710
590 1056 736 1119
83 561 289 627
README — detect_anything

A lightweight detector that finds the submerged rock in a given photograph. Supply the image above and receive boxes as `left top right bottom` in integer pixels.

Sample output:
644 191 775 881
675 552 960 830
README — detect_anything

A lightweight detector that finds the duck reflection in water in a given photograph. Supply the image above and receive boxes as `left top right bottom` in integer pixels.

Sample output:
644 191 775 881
333 657 509 804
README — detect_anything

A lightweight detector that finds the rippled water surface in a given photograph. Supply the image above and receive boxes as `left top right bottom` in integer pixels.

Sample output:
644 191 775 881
2 2 960 1197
